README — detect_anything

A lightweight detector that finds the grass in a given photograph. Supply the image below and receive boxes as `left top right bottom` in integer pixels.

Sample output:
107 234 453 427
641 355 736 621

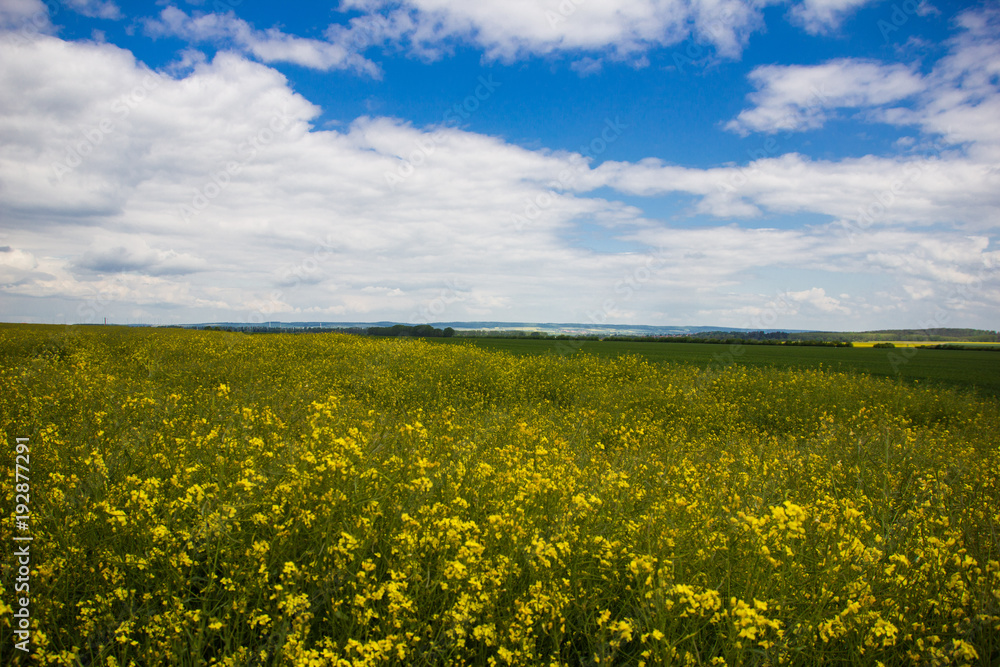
427 337 1000 399
1 324 998 666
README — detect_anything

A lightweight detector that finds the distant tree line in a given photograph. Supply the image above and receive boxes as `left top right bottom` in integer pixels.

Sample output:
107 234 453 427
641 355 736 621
604 336 852 347
366 324 455 338
199 325 328 334
916 344 1000 352
693 330 790 341
459 330 562 338
451 330 852 346
195 324 455 337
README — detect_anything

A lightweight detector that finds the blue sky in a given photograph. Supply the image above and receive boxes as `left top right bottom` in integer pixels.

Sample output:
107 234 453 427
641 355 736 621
1 0 997 330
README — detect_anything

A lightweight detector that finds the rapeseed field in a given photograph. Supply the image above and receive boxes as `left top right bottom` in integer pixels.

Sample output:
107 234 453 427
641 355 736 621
1 324 998 666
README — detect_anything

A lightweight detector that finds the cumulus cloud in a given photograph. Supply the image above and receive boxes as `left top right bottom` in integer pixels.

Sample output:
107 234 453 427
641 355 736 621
593 151 1000 230
64 0 122 20
144 1 780 74
144 7 382 76
727 7 1000 162
0 22 998 328
865 236 996 286
786 287 850 314
725 60 925 135
73 237 208 276
330 0 772 64
570 56 603 77
0 0 52 33
0 245 40 285
880 7 1000 161
787 0 877 35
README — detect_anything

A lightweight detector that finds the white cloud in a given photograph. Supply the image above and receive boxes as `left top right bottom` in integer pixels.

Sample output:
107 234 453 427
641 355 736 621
332 0 772 63
73 236 208 275
787 0 876 35
144 7 382 76
786 287 849 314
64 0 122 20
593 152 1000 230
880 7 1000 161
0 29 998 328
726 59 925 135
570 56 603 77
0 0 51 33
727 7 1000 164
137 0 885 81
865 236 996 286
0 245 40 285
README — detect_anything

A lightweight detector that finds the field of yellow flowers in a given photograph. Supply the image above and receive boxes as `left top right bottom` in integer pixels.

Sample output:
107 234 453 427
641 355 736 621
1 324 998 666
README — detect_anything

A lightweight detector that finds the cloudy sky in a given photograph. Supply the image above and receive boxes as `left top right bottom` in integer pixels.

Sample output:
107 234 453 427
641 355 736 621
1 0 998 330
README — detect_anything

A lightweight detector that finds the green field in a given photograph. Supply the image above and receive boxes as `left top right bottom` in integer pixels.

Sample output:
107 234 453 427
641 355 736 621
429 338 1000 398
